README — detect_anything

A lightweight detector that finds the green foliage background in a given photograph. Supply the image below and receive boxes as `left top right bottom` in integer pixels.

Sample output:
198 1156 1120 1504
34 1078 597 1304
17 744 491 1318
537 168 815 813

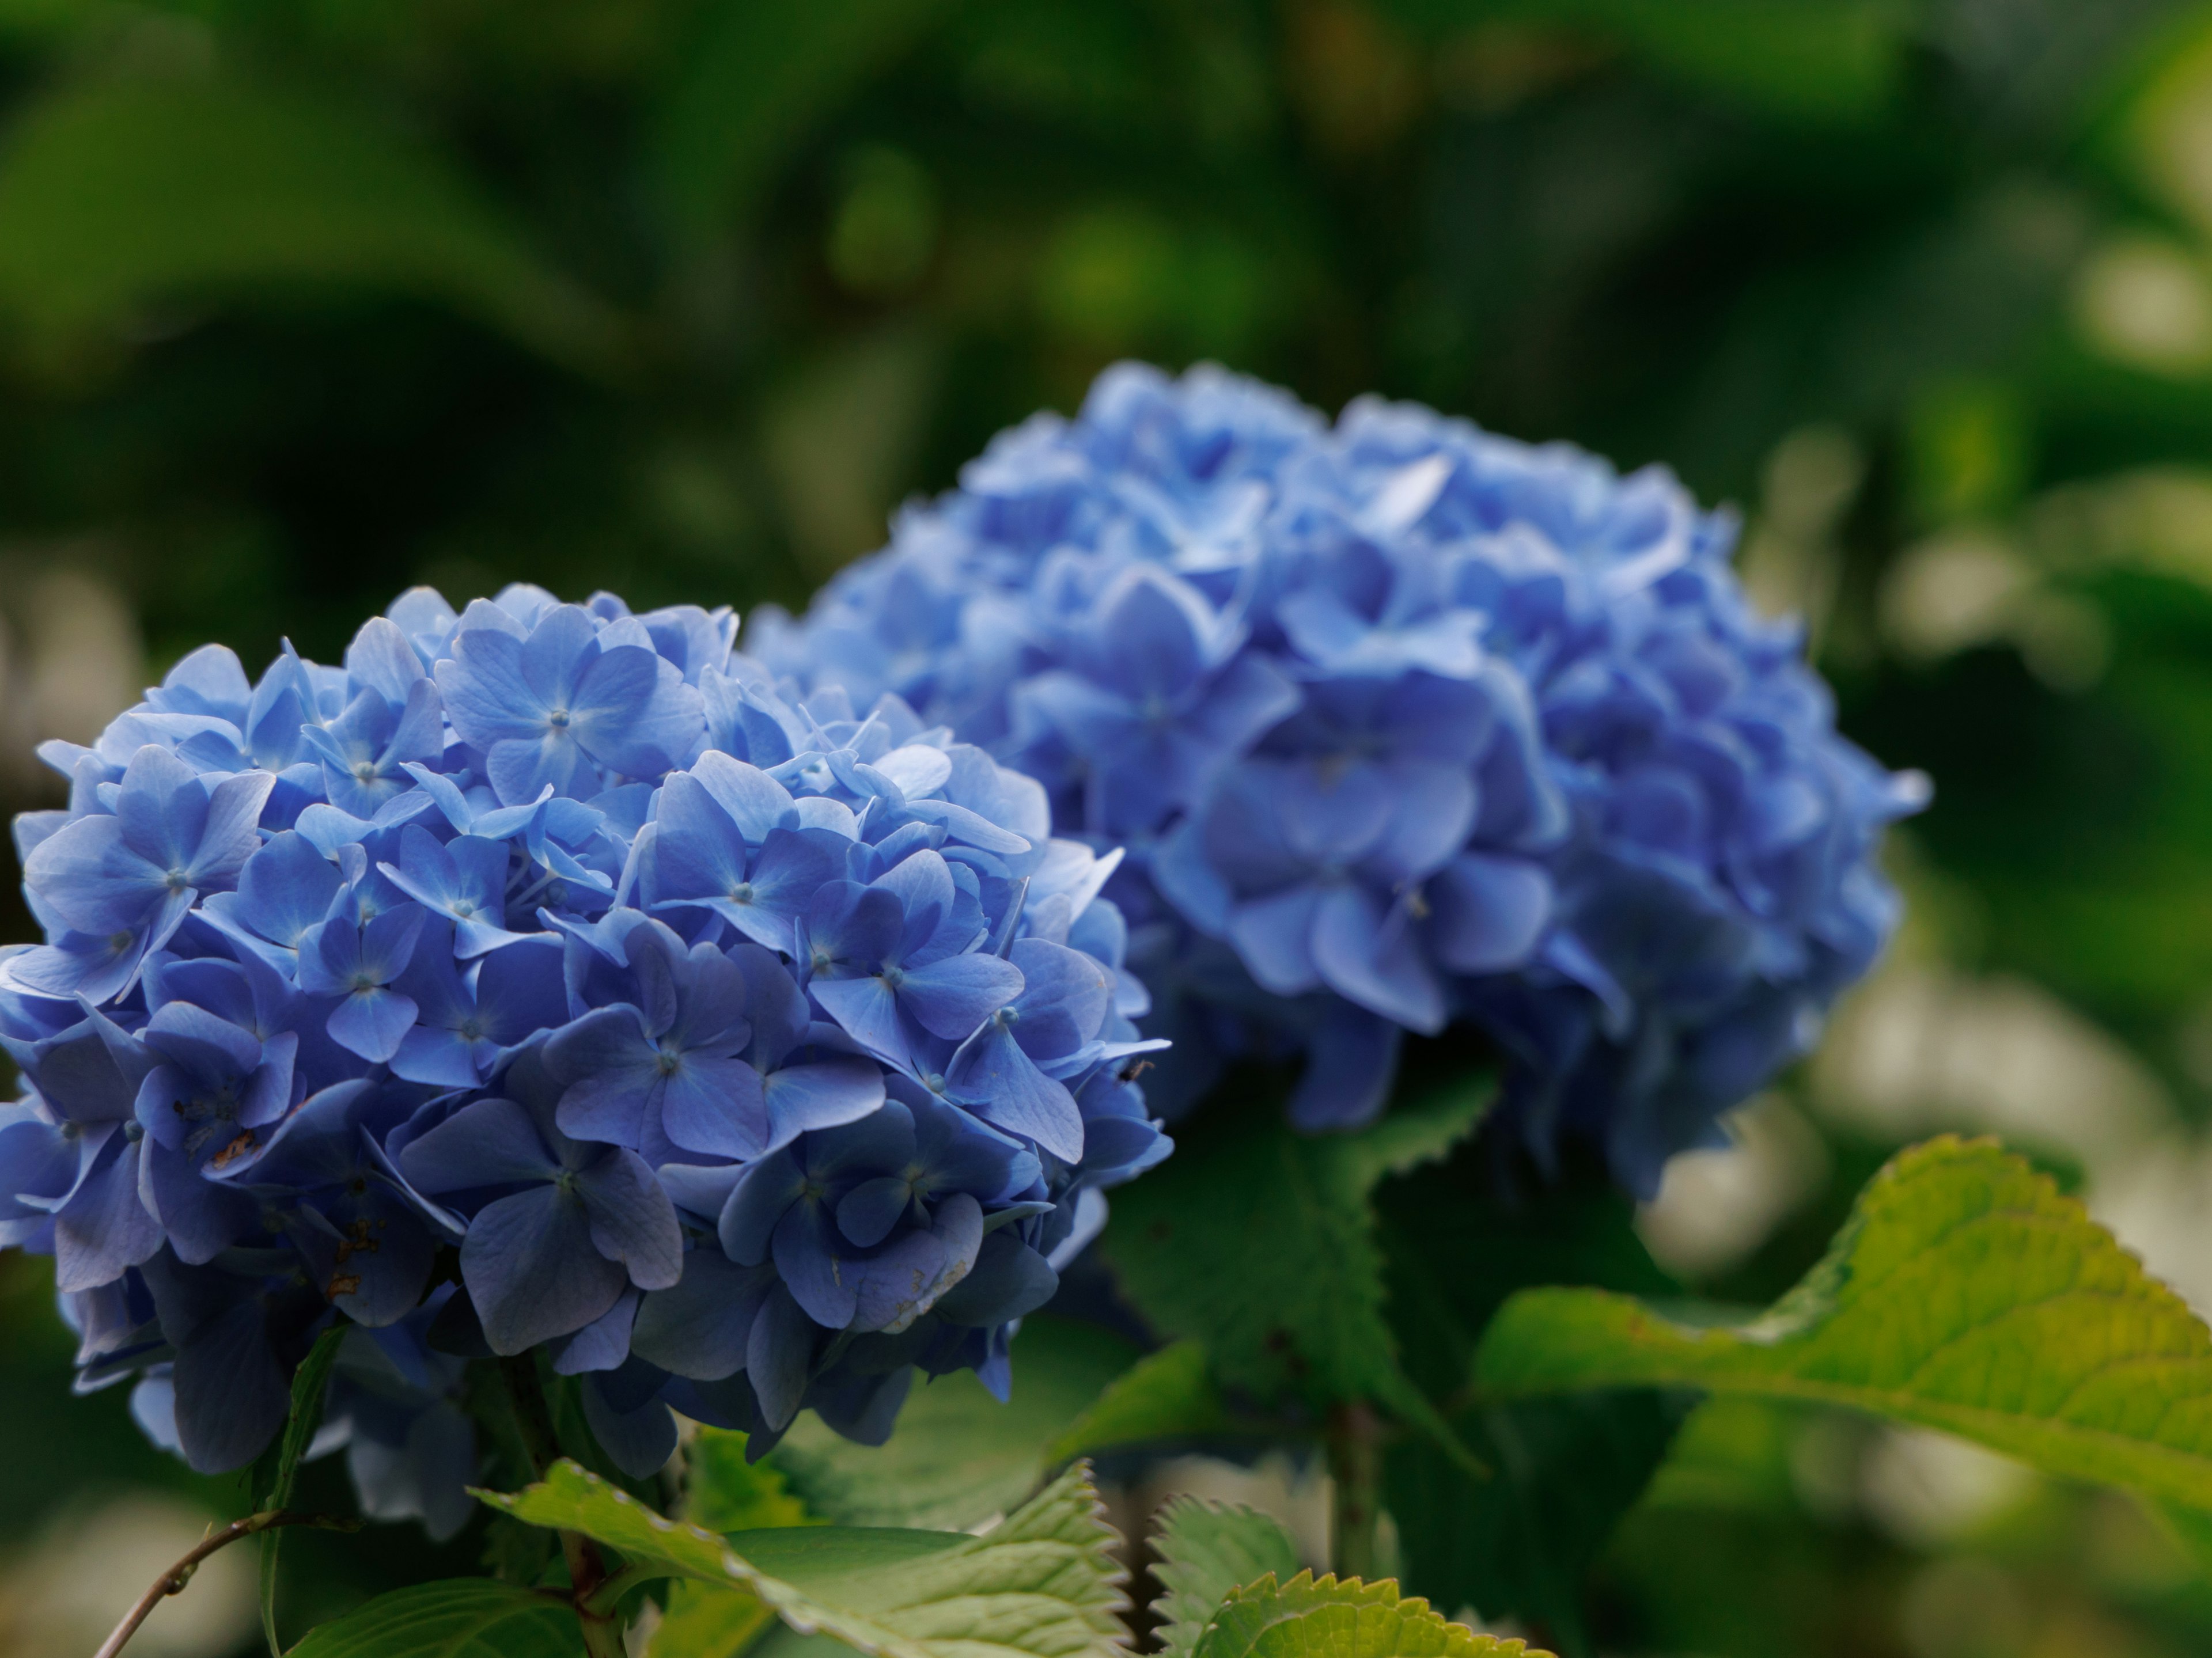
10 1 2212 1653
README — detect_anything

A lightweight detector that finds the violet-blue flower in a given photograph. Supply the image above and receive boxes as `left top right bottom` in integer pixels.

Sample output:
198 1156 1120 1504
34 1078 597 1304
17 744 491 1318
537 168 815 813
0 582 1168 1509
756 362 1925 1194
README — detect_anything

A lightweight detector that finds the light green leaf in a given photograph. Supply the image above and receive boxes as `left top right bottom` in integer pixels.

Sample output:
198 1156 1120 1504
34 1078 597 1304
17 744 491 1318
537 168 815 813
477 1458 1126 1658
666 1428 810 1657
1190 1572 1540 1658
1150 1497 1301 1658
649 1581 780 1658
773 1314 1139 1530
285 1579 581 1657
259 1322 349 1658
653 0 953 236
1043 1341 1232 1466
750 1629 877 1658
1476 1136 2212 1510
1101 1076 1494 1461
688 1429 818 1532
0 78 619 369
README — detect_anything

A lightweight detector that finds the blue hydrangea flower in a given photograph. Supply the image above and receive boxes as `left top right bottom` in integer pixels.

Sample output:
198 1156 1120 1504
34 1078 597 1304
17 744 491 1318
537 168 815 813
754 363 1926 1194
0 583 1168 1504
318 1287 478 1540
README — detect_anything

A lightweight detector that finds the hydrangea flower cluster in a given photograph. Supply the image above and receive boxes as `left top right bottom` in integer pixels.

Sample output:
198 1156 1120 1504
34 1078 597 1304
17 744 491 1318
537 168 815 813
755 363 1927 1194
0 585 1166 1523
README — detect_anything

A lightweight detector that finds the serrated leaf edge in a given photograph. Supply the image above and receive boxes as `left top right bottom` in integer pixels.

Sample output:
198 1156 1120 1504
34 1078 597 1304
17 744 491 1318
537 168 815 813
1149 1494 1301 1658
1476 1135 2212 1512
475 1457 1127 1658
1193 1570 1538 1658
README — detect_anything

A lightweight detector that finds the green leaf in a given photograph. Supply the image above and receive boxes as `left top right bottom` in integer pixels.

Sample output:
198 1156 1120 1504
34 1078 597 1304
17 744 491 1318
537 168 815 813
476 1458 1127 1658
688 1428 817 1532
1378 1154 1677 1403
285 1579 581 1657
1190 1572 1540 1658
1634 1396 1806 1515
2149 1498 2212 1579
749 1629 880 1658
0 78 619 369
1150 1497 1302 1658
1563 0 1902 124
1377 0 1903 124
657 1428 817 1655
1382 1391 1692 1658
772 1315 1142 1529
648 1581 781 1658
259 1322 349 1657
1044 1341 1233 1465
1476 1136 2212 1511
1374 1160 1685 1651
653 0 954 236
1101 1074 1494 1460
0 0 91 43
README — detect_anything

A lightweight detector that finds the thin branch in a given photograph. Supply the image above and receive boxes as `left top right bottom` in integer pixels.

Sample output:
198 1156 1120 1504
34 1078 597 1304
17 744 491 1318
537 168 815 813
495 1354 627 1658
94 1511 361 1658
580 1560 666 1619
1325 1401 1384 1584
498 1352 569 1482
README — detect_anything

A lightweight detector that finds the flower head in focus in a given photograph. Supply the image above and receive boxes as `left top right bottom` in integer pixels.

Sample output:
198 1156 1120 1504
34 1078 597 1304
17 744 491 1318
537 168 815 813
755 363 1927 1194
0 583 1168 1509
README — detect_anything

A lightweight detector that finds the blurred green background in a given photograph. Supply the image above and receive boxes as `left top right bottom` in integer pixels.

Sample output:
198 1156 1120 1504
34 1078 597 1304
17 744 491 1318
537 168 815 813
13 1 2212 1653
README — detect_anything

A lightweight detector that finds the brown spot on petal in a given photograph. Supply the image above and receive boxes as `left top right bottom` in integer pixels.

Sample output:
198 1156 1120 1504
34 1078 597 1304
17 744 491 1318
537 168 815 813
327 1272 363 1300
334 1217 384 1264
209 1132 256 1169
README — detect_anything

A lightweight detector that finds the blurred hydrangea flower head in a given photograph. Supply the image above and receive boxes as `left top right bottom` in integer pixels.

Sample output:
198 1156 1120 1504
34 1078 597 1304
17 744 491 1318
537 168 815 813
0 583 1166 1509
755 363 1927 1193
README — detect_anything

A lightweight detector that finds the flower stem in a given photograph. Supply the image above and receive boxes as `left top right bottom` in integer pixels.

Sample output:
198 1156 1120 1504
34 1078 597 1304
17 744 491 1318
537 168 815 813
497 1351 569 1478
95 1511 359 1658
1325 1400 1382 1584
497 1354 627 1658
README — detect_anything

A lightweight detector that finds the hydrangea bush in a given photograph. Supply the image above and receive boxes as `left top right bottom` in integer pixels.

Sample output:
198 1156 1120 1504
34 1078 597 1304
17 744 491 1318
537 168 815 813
9 376 2211 1658
0 585 1167 1522
756 364 1929 1192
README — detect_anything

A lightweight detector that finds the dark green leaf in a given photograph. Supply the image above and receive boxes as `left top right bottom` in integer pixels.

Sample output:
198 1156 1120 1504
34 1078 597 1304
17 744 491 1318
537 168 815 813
285 1578 581 1657
0 78 620 369
1101 1074 1493 1459
1376 1148 1677 1403
2149 1498 2212 1579
1378 0 1904 124
1150 1496 1302 1658
1383 1391 1694 1658
1477 1136 2212 1509
1374 1143 1684 1646
653 0 955 236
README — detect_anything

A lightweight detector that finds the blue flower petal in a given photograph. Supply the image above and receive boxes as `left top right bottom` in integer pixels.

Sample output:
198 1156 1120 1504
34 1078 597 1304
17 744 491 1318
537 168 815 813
631 1250 777 1380
460 1185 630 1355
